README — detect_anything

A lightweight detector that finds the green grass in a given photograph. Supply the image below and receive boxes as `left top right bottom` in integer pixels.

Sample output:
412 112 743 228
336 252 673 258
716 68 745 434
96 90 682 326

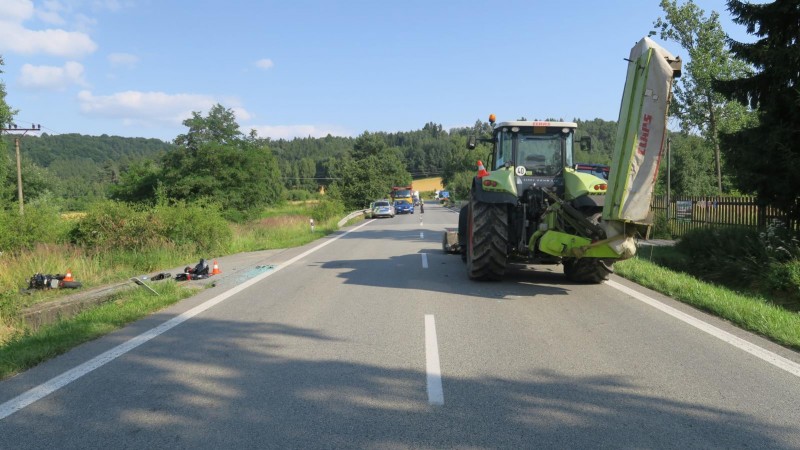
228 215 337 253
616 257 800 351
0 202 344 378
0 281 198 380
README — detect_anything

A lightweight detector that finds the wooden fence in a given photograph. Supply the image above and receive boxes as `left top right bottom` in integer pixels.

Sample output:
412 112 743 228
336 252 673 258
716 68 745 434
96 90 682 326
650 195 797 237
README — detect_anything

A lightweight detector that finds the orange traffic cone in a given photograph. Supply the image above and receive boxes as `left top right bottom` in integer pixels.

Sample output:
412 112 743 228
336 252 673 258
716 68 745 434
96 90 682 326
64 269 74 282
211 260 221 275
476 160 490 178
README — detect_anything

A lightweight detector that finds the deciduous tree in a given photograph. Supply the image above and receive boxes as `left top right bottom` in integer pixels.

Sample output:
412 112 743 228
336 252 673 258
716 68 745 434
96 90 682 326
0 55 17 206
329 132 412 210
162 104 284 211
653 0 755 193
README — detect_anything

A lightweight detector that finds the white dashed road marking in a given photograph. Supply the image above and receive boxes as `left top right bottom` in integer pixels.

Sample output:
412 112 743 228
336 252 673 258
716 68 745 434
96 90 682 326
425 315 444 405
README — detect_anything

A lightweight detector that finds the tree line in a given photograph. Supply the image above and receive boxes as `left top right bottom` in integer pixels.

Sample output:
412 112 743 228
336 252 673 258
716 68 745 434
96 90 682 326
1 0 797 222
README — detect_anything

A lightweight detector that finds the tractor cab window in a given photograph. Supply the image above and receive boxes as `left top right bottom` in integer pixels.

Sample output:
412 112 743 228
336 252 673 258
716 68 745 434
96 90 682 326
564 133 574 167
494 129 513 170
517 133 564 176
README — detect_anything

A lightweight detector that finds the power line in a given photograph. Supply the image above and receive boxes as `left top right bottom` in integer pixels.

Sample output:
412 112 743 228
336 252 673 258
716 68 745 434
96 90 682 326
1 123 43 215
6 117 59 134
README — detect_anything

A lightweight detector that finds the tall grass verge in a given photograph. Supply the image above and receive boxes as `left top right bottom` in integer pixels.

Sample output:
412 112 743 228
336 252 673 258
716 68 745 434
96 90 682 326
674 225 800 309
615 257 800 350
0 199 346 346
0 281 198 379
227 200 341 252
228 215 336 253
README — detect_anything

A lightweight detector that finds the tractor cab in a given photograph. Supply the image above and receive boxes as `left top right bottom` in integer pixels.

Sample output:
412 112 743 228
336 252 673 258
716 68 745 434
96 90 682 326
468 118 601 203
490 120 577 195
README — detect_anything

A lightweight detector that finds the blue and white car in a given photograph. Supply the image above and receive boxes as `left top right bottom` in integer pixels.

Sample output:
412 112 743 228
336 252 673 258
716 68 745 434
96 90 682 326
394 200 415 214
372 200 395 218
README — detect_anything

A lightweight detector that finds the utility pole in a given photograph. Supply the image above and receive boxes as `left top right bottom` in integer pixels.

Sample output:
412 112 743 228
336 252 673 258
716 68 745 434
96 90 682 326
666 137 671 221
1 123 42 215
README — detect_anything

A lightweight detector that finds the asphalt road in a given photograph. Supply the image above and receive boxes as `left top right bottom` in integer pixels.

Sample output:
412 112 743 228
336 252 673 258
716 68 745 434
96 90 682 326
2 203 799 449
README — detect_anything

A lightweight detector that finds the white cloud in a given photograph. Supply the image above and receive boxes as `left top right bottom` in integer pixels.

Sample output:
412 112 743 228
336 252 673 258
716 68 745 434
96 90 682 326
72 13 96 33
255 58 274 70
0 0 97 57
19 61 87 90
37 0 66 25
0 21 96 58
0 0 34 22
108 52 139 68
230 106 252 122
77 90 252 129
247 124 352 140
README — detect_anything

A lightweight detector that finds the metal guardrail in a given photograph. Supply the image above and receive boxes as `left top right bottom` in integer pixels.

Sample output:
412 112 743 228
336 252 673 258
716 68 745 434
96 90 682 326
337 209 370 227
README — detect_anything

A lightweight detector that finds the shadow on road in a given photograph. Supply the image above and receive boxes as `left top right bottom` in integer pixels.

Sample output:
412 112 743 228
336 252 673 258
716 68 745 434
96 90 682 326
318 251 573 300
1 318 793 448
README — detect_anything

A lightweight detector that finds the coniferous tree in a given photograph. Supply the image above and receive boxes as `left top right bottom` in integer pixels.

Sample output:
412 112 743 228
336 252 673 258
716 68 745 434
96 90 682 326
714 0 800 220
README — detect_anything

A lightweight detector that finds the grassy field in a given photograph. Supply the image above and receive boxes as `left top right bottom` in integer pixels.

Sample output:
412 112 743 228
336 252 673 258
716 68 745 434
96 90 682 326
413 177 444 193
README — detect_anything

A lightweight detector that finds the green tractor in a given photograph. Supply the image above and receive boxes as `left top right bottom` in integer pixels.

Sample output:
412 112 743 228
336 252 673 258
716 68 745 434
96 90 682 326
446 37 681 284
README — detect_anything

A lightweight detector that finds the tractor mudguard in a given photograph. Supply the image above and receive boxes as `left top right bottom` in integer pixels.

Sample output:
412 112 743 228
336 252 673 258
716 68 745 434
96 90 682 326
471 179 518 205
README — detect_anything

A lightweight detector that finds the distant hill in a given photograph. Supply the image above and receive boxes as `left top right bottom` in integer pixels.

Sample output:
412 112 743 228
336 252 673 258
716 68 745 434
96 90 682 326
2 133 174 178
1 120 618 209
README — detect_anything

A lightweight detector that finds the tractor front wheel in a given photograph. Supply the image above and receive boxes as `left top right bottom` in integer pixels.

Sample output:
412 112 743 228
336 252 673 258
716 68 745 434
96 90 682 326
466 199 508 280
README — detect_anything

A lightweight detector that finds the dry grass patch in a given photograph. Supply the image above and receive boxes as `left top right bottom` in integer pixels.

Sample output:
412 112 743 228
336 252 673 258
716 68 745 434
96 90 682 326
413 177 443 192
258 215 310 227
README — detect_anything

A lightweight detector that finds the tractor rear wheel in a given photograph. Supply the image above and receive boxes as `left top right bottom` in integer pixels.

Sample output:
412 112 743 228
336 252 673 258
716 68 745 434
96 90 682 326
466 199 508 280
562 257 613 283
562 210 613 283
458 205 468 262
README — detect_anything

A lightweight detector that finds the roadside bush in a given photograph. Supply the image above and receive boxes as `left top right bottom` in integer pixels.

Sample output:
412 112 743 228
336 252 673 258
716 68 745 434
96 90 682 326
650 209 673 239
760 221 800 262
760 260 800 309
285 189 313 201
311 198 344 222
70 201 167 252
221 205 270 223
676 223 800 301
155 200 231 253
70 200 233 254
636 246 690 272
677 226 767 287
0 204 71 253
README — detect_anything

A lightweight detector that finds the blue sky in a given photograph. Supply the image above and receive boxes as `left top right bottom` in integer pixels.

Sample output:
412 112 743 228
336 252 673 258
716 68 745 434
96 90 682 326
0 0 754 142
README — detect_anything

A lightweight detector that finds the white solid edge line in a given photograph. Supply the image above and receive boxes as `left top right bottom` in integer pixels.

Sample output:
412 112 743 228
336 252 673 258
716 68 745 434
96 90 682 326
606 279 800 378
0 220 376 421
421 253 428 269
425 314 444 405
